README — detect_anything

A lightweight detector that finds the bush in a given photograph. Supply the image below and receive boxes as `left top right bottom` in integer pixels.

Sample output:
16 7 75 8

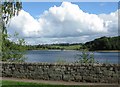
75 50 97 64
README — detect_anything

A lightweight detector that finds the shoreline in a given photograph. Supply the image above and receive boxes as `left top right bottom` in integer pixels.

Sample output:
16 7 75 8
93 50 120 52
27 49 120 52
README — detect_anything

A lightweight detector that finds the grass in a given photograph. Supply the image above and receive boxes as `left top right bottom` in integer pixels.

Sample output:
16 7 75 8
32 45 82 50
1 80 86 87
49 45 82 50
1 80 117 87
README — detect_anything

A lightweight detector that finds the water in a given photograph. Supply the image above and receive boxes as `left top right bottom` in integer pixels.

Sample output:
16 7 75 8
25 50 119 64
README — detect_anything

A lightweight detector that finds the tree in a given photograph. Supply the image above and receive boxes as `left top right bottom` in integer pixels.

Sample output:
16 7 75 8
1 0 22 34
75 49 96 64
85 36 120 51
1 0 26 62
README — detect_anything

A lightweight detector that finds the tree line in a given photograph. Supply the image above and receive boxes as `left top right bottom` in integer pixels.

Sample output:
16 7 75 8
26 43 83 50
25 36 120 51
84 36 120 51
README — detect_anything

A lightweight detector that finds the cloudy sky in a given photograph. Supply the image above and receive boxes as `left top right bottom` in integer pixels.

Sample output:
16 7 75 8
7 2 118 45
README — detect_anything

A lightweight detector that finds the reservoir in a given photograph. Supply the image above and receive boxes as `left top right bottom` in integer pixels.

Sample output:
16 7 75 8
25 50 119 64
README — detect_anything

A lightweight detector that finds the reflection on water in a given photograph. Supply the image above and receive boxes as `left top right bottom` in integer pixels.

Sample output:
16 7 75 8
25 50 119 64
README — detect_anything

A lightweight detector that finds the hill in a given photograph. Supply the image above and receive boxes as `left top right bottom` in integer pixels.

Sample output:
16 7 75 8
26 36 120 51
84 36 120 51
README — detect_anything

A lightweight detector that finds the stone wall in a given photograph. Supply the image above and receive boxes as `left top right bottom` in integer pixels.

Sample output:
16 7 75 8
1 62 120 83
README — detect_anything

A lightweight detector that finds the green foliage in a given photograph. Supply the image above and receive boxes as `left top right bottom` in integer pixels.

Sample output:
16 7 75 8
75 50 96 64
2 33 26 62
2 1 22 34
85 36 120 51
26 43 83 50
2 1 22 18
56 58 67 64
1 1 26 62
26 36 120 51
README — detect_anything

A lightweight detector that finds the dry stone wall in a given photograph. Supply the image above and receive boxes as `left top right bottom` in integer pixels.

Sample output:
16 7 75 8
2 62 120 83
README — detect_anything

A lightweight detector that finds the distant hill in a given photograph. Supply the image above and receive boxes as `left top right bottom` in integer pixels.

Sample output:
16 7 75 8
26 36 120 51
26 43 83 50
84 36 120 51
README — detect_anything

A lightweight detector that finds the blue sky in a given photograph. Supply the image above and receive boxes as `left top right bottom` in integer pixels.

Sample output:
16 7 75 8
8 2 118 44
23 2 118 18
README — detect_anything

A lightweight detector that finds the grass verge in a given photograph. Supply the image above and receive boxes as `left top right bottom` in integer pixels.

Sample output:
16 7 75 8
1 80 86 87
1 80 117 87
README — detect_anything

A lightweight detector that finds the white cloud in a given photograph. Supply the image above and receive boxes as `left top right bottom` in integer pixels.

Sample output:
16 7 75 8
7 2 118 44
7 10 41 37
99 10 118 34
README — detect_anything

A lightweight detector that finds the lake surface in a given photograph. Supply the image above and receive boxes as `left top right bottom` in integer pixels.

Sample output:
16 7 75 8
25 50 119 64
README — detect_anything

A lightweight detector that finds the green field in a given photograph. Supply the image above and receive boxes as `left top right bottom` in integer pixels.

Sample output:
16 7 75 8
49 45 82 50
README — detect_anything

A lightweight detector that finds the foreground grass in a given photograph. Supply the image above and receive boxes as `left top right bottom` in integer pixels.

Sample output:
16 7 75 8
1 80 117 87
1 80 86 87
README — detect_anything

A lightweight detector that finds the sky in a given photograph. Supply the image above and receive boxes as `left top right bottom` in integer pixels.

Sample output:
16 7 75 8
7 2 118 45
22 2 118 17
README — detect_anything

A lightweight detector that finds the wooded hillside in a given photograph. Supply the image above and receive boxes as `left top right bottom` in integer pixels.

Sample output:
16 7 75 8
84 36 120 51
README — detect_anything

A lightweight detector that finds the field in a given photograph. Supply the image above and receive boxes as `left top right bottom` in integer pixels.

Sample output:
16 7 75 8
49 45 82 50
